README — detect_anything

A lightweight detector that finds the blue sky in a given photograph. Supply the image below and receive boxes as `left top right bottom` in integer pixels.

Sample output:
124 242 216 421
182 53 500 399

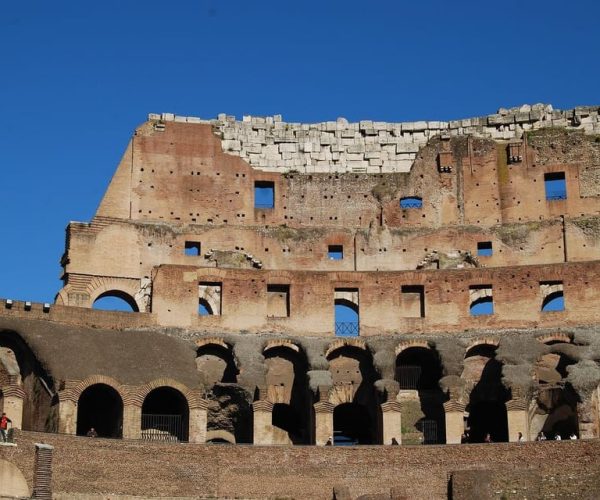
1 0 599 303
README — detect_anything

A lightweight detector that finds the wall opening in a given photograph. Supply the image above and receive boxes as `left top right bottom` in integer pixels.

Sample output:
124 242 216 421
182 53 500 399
328 245 344 260
467 400 508 443
544 172 567 201
334 289 359 337
184 241 201 256
92 291 138 312
76 383 123 438
254 181 275 209
469 285 493 316
141 387 189 442
400 196 423 209
267 284 290 318
199 282 222 316
333 403 373 445
540 281 565 312
400 285 425 318
196 343 238 386
477 241 493 257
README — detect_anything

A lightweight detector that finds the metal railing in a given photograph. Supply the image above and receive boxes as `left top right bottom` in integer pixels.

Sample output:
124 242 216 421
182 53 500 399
400 199 423 209
397 365 422 390
335 322 359 337
420 419 439 444
141 414 183 442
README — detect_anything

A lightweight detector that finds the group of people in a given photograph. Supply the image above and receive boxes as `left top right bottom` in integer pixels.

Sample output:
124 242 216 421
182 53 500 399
536 431 578 441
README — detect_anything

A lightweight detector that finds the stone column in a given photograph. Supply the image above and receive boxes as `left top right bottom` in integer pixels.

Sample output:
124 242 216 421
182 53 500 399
58 397 76 435
189 401 208 444
506 398 529 442
313 401 334 446
443 400 465 444
252 400 274 445
381 401 402 445
2 386 25 430
122 404 141 439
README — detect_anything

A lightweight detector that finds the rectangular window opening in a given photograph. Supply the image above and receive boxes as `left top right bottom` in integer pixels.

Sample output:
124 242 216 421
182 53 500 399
267 284 290 318
328 245 344 260
401 285 425 318
544 172 566 201
334 288 359 337
400 197 423 209
477 241 493 257
185 241 201 256
469 285 493 316
255 181 275 209
199 281 222 316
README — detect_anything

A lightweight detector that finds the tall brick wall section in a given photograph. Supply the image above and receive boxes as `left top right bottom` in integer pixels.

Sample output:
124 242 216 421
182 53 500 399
1 431 599 499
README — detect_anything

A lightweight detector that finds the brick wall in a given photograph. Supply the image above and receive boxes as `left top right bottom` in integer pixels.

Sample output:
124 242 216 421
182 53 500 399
2 430 599 499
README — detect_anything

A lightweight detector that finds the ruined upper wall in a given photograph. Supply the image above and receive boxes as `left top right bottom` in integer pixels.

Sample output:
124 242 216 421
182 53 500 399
149 104 600 173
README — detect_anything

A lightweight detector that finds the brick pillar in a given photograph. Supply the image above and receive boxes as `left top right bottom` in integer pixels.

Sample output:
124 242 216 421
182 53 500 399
314 401 334 446
443 400 465 444
506 398 530 442
381 401 402 445
253 400 274 445
122 404 141 439
32 443 53 500
2 386 25 430
189 401 208 444
58 398 76 435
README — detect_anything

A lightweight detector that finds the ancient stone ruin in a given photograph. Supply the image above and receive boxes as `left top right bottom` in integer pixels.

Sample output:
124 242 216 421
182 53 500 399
2 105 600 499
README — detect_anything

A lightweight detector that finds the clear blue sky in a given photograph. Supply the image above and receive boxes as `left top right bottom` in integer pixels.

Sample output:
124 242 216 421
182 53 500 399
1 0 598 303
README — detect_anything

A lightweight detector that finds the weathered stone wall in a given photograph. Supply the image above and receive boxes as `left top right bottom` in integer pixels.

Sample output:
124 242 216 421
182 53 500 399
2 430 599 499
149 104 600 173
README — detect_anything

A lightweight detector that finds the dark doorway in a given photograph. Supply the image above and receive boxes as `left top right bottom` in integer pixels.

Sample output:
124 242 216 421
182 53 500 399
467 400 508 443
333 403 373 445
76 384 123 438
141 387 189 441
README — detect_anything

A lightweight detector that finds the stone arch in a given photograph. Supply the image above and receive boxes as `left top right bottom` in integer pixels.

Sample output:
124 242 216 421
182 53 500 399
325 338 368 360
60 375 125 404
76 383 124 438
206 429 236 444
536 332 572 345
395 340 432 357
92 289 140 312
465 337 500 356
0 459 30 498
263 339 300 354
195 339 238 385
87 276 146 312
134 378 201 409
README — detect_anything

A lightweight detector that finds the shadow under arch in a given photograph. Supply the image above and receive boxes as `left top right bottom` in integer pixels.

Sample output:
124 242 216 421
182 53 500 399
464 343 509 443
395 346 446 444
196 342 238 386
93 290 139 312
333 402 372 445
264 344 310 444
141 386 189 442
76 383 123 438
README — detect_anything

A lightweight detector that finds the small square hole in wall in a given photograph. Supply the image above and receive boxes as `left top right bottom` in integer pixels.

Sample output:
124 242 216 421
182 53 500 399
401 285 425 318
267 284 290 318
185 241 201 256
477 241 493 257
328 245 343 260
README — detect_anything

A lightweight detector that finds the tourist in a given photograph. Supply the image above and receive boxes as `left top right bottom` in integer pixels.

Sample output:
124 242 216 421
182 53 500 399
484 433 492 443
554 433 561 441
325 436 333 446
87 427 98 438
391 437 399 445
460 433 468 444
570 433 578 440
517 432 524 442
0 413 11 442
537 432 547 441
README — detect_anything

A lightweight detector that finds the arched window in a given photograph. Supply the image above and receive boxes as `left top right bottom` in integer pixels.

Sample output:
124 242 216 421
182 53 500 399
141 387 189 442
76 384 123 438
93 291 138 312
334 300 359 337
470 296 494 316
198 299 213 316
542 291 565 312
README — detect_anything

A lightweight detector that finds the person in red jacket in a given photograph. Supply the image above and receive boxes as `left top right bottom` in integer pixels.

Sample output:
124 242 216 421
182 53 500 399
0 412 12 442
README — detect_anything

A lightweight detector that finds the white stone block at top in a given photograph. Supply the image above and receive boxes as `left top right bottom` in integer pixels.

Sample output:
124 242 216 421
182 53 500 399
148 104 599 174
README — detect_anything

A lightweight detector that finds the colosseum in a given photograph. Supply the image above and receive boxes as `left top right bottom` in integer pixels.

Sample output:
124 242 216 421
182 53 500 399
2 104 600 499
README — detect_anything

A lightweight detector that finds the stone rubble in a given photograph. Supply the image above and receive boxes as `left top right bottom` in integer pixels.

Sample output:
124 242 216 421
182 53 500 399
148 104 600 173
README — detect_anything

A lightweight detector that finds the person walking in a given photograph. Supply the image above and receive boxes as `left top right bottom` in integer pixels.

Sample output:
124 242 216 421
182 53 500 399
0 413 12 442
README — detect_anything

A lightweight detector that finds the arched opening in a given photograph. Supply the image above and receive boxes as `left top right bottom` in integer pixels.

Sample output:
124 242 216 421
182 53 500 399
207 384 252 444
542 291 565 312
198 298 213 316
470 296 494 316
334 299 359 337
395 347 445 444
468 400 508 443
264 345 310 444
333 403 372 445
141 387 189 442
196 343 238 386
93 291 138 312
76 384 123 438
464 343 509 443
